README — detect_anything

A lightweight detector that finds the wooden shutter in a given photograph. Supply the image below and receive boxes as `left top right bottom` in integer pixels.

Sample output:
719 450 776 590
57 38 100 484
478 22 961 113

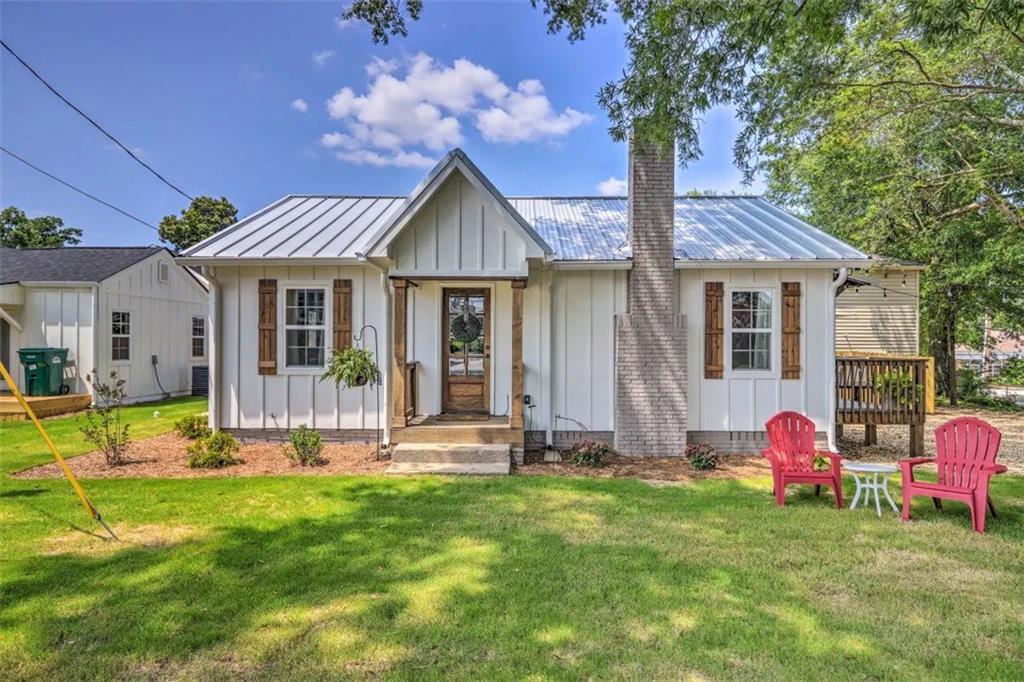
782 282 801 379
704 282 724 379
258 279 277 375
333 279 353 351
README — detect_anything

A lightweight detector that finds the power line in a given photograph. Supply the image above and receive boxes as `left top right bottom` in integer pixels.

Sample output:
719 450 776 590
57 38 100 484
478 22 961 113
1 39 194 202
1 146 159 231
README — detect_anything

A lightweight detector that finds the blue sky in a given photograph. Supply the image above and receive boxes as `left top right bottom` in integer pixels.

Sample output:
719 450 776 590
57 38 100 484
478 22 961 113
1 1 764 247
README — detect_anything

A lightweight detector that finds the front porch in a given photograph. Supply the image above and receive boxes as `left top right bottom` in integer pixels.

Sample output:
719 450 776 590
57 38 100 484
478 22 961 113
389 277 526 451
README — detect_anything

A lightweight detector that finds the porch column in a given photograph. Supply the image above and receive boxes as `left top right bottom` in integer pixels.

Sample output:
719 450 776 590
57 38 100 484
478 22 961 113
392 278 408 428
511 280 525 430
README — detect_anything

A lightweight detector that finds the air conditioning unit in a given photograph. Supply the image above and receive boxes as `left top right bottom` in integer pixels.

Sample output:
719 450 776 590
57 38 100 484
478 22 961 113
158 261 169 282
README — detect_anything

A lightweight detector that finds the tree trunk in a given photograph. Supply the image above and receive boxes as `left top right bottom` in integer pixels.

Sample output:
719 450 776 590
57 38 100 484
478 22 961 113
928 287 959 405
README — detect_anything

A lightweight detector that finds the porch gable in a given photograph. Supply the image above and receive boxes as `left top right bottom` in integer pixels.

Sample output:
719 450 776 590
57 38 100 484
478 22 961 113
366 149 552 277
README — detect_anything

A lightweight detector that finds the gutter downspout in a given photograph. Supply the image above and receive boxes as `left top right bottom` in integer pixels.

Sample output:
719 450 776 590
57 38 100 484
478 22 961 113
203 267 220 432
357 254 392 446
827 267 849 451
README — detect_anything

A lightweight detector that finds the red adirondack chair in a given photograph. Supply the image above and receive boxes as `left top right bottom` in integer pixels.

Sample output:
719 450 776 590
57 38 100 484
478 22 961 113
900 416 1006 533
762 411 844 508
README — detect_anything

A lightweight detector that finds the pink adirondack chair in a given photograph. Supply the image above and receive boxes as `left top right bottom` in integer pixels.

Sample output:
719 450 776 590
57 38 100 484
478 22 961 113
900 416 1005 533
762 411 844 508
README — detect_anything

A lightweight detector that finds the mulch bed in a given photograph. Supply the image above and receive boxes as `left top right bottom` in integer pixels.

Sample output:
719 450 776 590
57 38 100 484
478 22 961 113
15 433 388 479
517 453 771 481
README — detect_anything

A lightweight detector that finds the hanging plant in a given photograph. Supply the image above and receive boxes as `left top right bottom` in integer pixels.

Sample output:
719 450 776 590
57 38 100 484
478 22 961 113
451 306 482 343
321 346 382 388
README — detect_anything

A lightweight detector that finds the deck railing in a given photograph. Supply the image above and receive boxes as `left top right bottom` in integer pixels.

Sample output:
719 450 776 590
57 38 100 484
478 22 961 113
836 355 929 455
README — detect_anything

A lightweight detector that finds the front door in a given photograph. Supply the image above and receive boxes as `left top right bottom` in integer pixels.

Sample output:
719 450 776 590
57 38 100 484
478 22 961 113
442 288 490 414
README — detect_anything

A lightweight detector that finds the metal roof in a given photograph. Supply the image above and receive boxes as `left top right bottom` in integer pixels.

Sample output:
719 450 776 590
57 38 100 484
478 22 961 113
0 246 166 284
182 194 868 263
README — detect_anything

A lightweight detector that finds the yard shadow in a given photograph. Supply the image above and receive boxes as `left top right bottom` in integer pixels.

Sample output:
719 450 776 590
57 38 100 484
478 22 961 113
2 474 1022 679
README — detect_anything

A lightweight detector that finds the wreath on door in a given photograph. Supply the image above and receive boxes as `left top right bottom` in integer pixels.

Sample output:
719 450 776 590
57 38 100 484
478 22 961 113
451 303 482 343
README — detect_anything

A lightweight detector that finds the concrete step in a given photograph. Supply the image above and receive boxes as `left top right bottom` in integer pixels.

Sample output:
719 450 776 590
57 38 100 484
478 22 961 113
391 443 511 464
385 461 511 476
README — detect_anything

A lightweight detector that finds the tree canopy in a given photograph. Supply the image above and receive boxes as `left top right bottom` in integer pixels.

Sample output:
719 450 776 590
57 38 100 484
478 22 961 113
158 196 238 252
346 0 1024 400
0 206 82 248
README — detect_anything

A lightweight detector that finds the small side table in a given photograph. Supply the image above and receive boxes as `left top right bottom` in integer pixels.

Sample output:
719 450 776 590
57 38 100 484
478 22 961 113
845 462 899 516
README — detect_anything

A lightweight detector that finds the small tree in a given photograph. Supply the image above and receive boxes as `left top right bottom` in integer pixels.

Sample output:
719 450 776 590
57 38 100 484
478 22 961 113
78 370 130 465
158 196 237 251
0 206 82 248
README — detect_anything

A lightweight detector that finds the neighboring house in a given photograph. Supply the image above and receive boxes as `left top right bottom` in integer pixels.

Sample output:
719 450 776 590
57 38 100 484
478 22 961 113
836 265 924 355
0 246 209 403
180 144 871 459
957 331 1024 379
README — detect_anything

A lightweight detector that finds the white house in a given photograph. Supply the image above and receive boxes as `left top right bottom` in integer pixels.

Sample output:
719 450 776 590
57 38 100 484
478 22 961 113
836 264 924 355
0 246 209 403
180 143 872 466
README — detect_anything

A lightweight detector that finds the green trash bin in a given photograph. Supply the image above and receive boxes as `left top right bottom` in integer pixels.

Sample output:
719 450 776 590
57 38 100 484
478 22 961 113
17 347 70 396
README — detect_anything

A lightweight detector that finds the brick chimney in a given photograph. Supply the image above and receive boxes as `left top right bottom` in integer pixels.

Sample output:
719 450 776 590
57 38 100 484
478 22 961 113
614 134 688 456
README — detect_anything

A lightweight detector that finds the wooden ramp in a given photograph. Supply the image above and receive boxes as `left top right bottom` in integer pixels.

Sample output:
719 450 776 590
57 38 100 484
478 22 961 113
0 393 92 421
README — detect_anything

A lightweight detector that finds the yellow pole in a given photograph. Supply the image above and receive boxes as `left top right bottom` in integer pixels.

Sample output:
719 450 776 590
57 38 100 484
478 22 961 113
0 359 117 539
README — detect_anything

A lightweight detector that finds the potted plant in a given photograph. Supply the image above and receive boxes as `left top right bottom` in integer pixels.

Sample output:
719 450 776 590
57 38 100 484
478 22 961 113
321 346 382 388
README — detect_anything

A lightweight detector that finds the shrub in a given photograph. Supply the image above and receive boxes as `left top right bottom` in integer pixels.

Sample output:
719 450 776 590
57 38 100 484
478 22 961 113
321 346 382 388
175 414 211 440
283 424 324 466
874 369 921 407
685 443 719 471
995 358 1024 386
78 370 130 465
570 439 612 467
187 431 240 469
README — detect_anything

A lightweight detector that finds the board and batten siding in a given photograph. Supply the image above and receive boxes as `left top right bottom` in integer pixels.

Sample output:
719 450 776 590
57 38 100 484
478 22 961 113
836 270 920 355
95 251 208 402
390 174 531 277
7 285 95 394
679 268 834 433
214 264 386 431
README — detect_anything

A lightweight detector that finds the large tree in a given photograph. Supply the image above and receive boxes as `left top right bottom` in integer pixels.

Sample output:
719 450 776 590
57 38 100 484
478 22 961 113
0 206 82 248
158 196 238 252
346 0 1024 401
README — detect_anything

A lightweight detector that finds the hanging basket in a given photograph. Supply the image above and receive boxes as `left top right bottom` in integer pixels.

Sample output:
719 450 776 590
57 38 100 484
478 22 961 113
451 310 482 343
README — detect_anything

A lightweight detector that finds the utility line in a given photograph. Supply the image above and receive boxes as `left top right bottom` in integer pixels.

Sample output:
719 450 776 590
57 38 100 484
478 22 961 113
1 146 159 231
1 39 194 201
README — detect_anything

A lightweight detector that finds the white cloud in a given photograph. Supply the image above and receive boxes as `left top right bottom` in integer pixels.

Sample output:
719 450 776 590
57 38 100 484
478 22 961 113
312 49 336 68
334 16 354 31
291 98 309 113
476 79 591 144
597 177 628 196
320 52 590 168
336 149 436 168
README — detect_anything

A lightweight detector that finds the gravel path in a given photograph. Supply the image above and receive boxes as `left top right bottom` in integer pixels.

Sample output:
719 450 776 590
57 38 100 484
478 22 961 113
838 406 1024 474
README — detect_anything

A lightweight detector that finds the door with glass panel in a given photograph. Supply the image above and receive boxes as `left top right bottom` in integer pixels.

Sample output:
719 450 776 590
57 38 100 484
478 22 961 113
442 289 490 414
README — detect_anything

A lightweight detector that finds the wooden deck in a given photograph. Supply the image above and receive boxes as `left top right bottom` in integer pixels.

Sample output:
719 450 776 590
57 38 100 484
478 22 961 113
835 356 928 455
0 393 92 421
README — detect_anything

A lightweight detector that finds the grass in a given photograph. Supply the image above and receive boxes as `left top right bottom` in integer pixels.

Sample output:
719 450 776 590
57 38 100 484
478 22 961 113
1 400 1023 679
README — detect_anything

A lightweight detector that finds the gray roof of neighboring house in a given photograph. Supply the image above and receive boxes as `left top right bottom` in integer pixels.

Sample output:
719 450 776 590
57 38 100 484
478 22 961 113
181 194 869 263
0 246 166 284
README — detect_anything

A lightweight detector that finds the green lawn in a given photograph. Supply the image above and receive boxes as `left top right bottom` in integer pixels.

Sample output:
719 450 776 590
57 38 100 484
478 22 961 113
2 401 1023 680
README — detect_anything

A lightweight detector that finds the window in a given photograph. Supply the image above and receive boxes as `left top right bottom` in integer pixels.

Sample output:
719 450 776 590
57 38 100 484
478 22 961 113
111 311 131 362
158 261 169 282
730 291 772 371
191 316 205 358
284 288 326 367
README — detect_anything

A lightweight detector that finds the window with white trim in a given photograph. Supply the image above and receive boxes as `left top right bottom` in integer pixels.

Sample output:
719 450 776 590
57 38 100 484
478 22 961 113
730 291 772 371
111 311 131 362
191 316 205 358
284 288 326 367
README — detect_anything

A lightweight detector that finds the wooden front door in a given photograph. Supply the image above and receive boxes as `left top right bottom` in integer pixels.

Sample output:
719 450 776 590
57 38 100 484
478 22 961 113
442 288 490 414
